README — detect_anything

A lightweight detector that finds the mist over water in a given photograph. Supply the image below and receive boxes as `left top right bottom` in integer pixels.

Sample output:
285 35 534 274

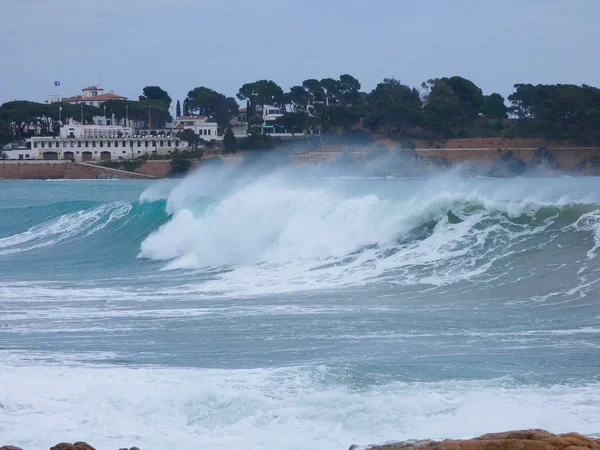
1 166 600 449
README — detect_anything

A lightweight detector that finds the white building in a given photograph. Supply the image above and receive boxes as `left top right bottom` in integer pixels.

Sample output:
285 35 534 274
60 85 127 108
19 124 188 162
175 115 221 140
246 105 308 138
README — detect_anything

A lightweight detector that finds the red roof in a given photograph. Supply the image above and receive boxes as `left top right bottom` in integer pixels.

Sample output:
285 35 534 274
174 123 185 129
62 93 127 103
177 115 207 120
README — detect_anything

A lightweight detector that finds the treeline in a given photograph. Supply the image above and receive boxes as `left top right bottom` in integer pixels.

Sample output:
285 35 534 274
180 76 600 144
2 77 600 149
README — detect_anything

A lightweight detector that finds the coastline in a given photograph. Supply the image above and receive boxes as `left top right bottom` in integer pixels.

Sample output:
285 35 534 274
2 143 600 180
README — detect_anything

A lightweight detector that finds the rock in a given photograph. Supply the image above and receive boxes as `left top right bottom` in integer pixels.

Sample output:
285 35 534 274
50 442 96 450
0 446 24 450
369 429 600 450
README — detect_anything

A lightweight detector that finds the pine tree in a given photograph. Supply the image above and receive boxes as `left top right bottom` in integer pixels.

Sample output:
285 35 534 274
183 99 190 116
176 100 181 118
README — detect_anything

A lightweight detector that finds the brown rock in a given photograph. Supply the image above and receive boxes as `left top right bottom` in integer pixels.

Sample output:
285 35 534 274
50 442 96 450
0 446 24 450
369 430 600 450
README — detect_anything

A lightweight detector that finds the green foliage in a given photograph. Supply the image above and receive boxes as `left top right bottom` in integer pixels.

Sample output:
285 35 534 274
169 158 192 177
0 119 14 146
483 93 508 119
237 80 284 111
237 133 281 150
223 127 237 153
185 86 239 132
176 100 181 119
367 78 422 137
179 128 201 150
508 83 600 142
139 86 172 107
274 112 307 136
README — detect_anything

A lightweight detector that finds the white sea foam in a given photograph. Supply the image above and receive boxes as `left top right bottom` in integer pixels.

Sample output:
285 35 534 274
138 171 600 296
1 363 600 450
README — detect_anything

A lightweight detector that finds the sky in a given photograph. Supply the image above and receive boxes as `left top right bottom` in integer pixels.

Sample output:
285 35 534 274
1 0 599 106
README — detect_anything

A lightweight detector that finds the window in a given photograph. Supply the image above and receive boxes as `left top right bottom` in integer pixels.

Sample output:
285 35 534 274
145 141 149 147
107 141 111 148
70 141 75 148
85 141 89 148
129 141 134 147
167 140 171 147
122 151 126 154
92 141 96 148
208 129 211 135
41 142 45 148
152 140 156 147
137 141 141 147
33 142 38 148
122 141 127 147
185 121 194 126
92 91 97 96
99 141 104 148
175 140 179 147
77 141 82 148
159 140 164 147
137 151 141 154
25 154 30 158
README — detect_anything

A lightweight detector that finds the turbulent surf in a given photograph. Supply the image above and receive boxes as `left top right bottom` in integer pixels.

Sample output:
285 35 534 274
1 172 600 449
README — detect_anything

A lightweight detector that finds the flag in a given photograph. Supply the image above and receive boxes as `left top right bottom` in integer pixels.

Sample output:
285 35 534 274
54 81 60 87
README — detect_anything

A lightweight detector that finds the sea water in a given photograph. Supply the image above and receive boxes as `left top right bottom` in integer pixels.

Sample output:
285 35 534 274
1 170 600 449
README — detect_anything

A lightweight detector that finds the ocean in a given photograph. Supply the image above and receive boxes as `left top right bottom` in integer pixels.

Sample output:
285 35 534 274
1 168 600 449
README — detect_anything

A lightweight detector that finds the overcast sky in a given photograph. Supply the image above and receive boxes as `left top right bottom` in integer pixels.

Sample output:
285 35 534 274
1 0 598 106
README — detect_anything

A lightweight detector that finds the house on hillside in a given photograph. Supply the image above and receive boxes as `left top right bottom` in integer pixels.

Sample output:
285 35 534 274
60 85 127 108
175 115 221 141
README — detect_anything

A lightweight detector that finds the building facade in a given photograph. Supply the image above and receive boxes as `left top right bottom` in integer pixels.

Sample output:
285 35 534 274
8 124 189 162
60 85 127 108
175 115 221 140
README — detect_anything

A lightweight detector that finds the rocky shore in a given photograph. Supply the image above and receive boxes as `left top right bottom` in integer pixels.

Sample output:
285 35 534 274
360 430 600 450
3 430 599 450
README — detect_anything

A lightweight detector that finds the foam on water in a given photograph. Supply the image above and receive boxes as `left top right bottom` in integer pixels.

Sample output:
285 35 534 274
1 362 600 450
137 171 600 296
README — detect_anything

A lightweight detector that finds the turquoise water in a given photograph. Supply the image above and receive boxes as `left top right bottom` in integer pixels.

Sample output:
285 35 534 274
1 172 600 449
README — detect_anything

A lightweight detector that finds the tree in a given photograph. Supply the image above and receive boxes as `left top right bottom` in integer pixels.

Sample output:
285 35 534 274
483 93 508 119
223 126 237 153
422 78 461 135
275 112 308 137
237 80 284 113
139 86 172 108
183 98 191 116
185 86 239 132
176 100 181 119
367 78 423 136
0 119 14 147
179 128 200 150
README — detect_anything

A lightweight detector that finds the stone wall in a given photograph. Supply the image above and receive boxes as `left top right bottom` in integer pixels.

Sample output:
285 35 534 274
0 161 154 180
